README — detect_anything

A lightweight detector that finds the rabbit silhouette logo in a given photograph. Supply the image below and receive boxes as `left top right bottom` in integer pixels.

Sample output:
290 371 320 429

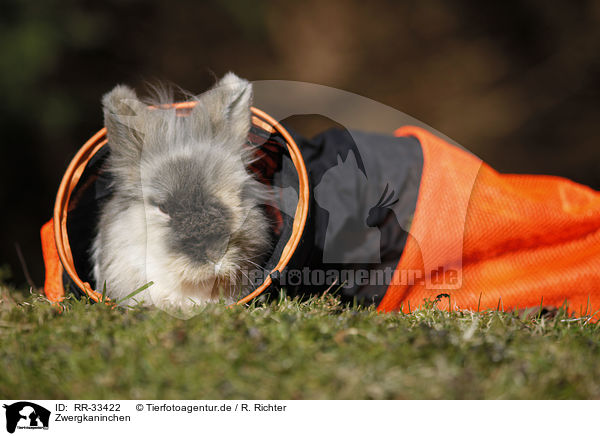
3 402 50 433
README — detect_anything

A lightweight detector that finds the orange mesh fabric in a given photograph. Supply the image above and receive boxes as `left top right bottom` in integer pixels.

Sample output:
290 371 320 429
40 219 64 302
378 126 600 319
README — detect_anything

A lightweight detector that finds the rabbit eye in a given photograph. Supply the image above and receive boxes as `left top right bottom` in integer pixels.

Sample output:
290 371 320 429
157 204 169 215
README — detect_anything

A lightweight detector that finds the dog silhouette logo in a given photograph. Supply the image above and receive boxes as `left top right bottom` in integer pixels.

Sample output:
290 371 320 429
3 402 50 433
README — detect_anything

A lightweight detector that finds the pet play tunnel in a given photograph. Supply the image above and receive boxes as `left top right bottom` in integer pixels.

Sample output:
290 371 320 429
41 104 600 318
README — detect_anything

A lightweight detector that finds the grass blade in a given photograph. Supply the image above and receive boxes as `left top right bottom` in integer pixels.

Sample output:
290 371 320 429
115 281 154 305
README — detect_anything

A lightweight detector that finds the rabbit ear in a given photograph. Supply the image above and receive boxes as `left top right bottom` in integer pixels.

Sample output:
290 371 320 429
197 72 253 141
217 72 253 126
102 85 146 163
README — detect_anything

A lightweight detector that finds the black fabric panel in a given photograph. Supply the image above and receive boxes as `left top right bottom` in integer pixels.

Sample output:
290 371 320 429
65 147 111 292
283 128 424 307
62 270 84 298
254 129 299 278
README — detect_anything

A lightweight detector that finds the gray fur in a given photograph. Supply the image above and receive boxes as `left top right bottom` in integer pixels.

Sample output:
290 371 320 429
93 73 271 312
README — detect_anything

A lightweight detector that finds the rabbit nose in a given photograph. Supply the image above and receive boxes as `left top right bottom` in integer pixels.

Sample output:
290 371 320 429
180 233 230 265
168 211 232 265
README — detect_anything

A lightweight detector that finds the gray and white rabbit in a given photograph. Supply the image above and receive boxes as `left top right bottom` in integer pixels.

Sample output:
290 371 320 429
92 73 271 311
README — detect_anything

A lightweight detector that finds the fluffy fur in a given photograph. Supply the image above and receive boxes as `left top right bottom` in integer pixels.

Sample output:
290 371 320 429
92 73 271 311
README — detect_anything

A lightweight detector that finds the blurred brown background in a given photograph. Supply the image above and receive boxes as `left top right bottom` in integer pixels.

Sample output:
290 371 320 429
1 0 599 288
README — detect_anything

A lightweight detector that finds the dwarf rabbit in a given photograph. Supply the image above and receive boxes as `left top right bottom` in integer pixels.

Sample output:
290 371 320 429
92 73 271 311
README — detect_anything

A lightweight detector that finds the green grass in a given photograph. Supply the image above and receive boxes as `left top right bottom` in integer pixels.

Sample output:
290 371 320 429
1 282 600 399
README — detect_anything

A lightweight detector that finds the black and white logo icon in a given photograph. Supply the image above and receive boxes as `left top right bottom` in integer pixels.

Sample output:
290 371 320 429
3 402 50 434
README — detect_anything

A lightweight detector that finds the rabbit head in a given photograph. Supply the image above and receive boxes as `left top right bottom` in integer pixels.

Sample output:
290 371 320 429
95 73 271 309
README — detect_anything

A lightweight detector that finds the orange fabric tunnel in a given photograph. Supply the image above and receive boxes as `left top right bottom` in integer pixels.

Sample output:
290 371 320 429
40 106 600 319
378 127 600 319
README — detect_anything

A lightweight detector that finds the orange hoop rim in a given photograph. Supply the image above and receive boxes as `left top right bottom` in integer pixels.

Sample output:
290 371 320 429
53 105 309 305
